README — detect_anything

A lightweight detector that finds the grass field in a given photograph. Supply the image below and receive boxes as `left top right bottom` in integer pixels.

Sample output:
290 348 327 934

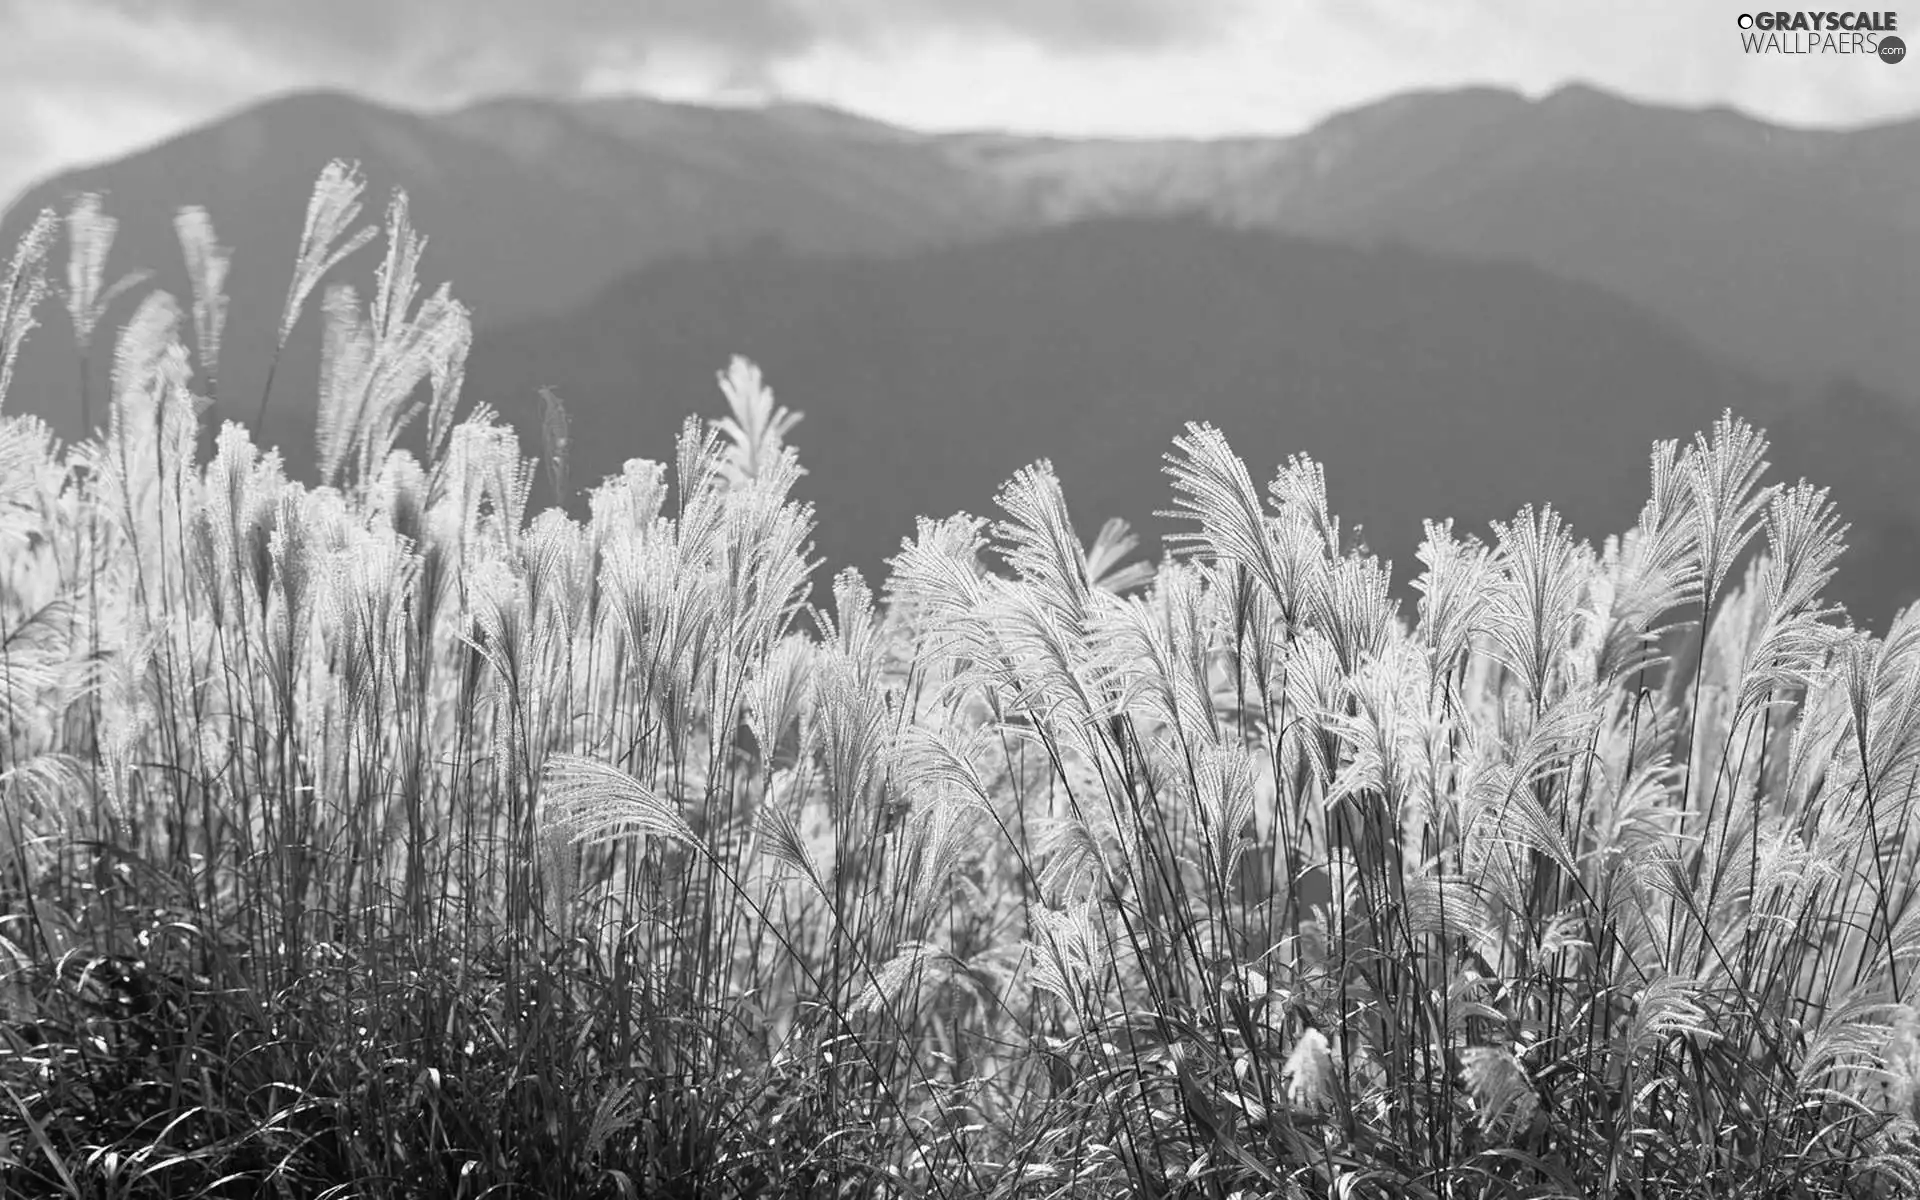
2 164 1918 1198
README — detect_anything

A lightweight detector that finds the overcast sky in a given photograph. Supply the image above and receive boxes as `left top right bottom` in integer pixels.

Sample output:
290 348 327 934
2 0 1917 205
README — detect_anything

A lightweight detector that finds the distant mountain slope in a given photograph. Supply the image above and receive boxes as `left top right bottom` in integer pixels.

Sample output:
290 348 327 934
0 91 637 440
462 217 1920 625
0 90 1000 441
963 85 1920 406
4 82 1917 445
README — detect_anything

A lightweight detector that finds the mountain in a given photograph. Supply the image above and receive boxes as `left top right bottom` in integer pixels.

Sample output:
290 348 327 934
462 217 1920 627
958 84 1920 406
420 84 1920 407
2 85 1915 619
0 90 628 442
0 90 1001 442
4 82 1918 445
440 93 1008 254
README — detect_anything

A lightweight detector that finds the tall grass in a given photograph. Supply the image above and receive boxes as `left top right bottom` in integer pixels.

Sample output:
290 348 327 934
1 164 1918 1198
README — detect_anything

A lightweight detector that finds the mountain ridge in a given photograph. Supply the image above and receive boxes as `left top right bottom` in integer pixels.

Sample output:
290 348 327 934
2 83 1916 621
462 216 1920 625
4 80 1917 429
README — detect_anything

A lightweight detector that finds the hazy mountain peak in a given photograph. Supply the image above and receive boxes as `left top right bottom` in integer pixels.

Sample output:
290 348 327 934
1316 83 1531 131
1539 79 1630 109
758 99 928 140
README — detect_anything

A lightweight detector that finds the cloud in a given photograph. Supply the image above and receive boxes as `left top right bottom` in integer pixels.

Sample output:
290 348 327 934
0 0 1247 199
0 1 301 207
755 0 1920 142
69 0 1242 99
0 0 1916 208
1335 0 1920 130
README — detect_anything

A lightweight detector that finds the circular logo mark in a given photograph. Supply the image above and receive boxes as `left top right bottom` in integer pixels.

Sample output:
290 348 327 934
1882 34 1907 63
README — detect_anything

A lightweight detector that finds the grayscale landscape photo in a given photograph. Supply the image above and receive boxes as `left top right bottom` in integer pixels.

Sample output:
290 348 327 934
1 2 1918 1195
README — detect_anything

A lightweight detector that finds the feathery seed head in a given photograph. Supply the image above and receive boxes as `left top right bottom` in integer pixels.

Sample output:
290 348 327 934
1084 518 1154 595
0 207 58 412
539 386 571 505
172 206 231 393
315 284 374 487
65 192 150 353
1026 901 1103 1007
540 754 696 850
1414 519 1493 676
994 461 1093 623
1459 1046 1539 1141
1686 412 1776 610
748 634 815 764
280 160 377 349
712 355 803 486
1270 452 1340 559
1284 1028 1335 1113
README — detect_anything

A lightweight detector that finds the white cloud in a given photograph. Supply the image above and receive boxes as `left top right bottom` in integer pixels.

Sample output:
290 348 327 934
732 2 1919 138
1 0 1915 205
0 2 315 206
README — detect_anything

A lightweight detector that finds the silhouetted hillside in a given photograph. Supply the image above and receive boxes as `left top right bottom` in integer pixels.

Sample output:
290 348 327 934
960 84 1920 405
464 217 1920 624
6 82 1918 448
0 90 997 443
